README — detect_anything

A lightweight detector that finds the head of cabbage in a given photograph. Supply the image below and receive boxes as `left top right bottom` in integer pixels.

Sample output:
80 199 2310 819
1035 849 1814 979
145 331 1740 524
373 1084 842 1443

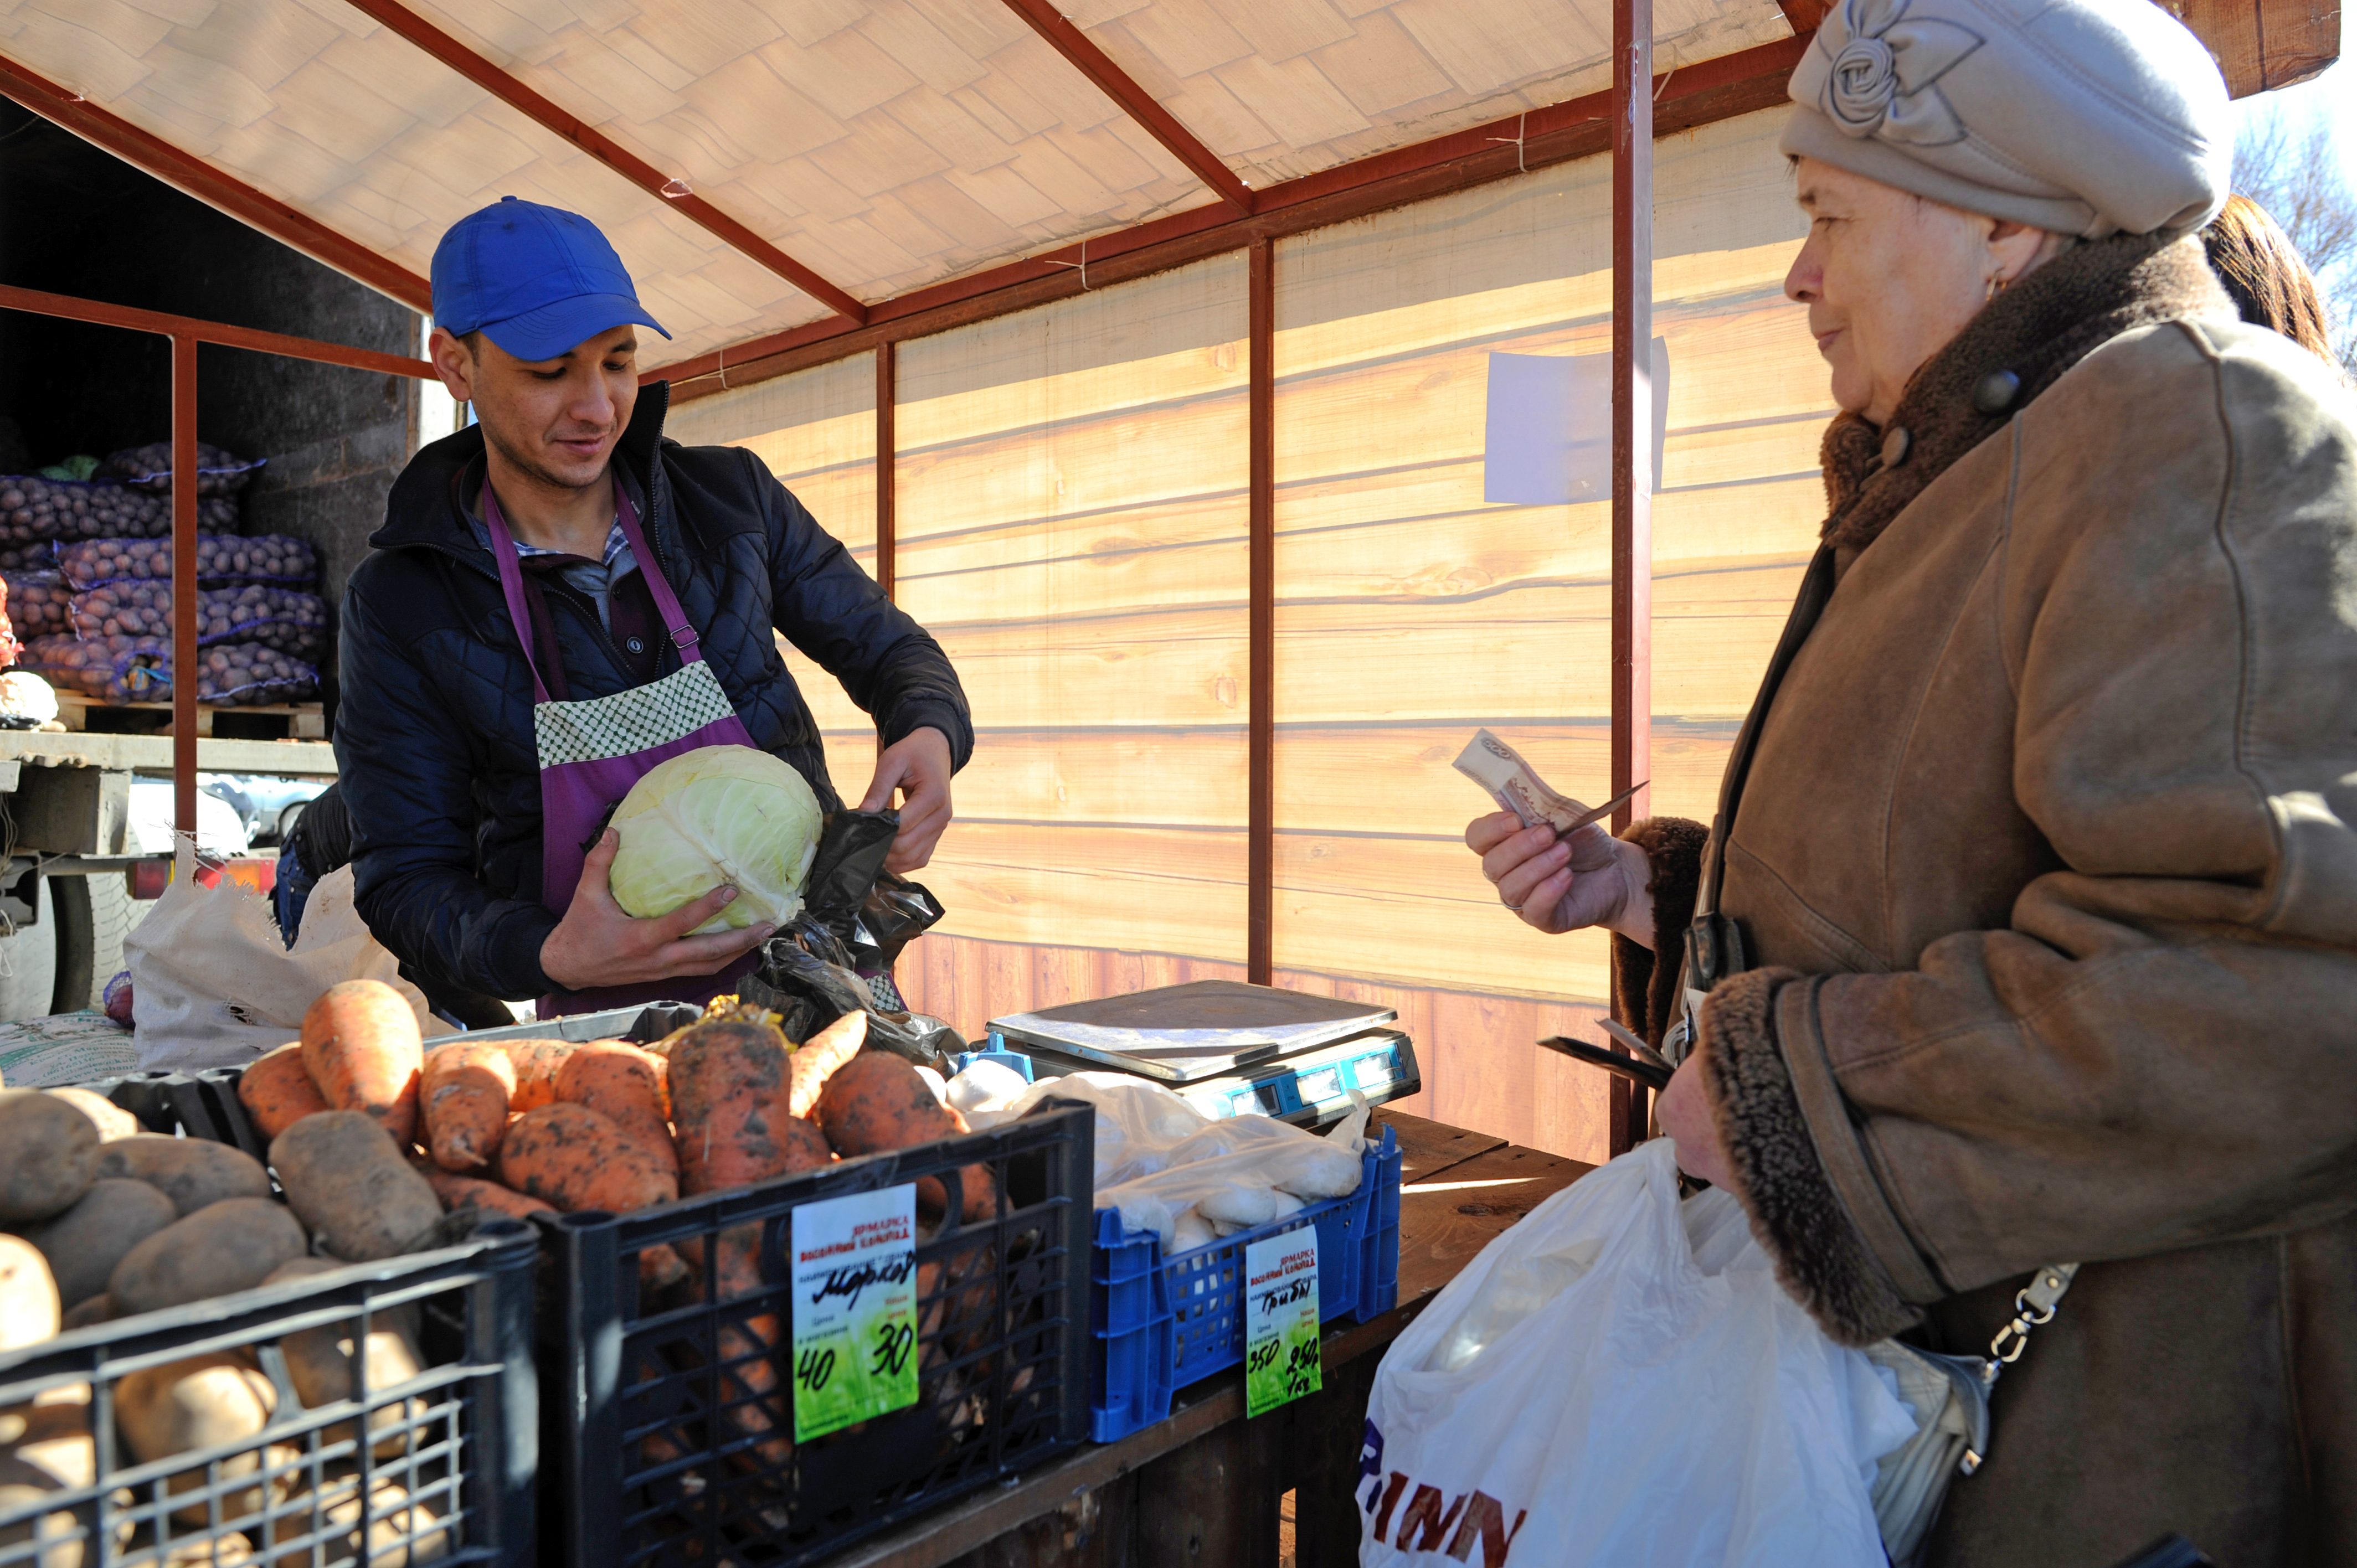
606 745 823 932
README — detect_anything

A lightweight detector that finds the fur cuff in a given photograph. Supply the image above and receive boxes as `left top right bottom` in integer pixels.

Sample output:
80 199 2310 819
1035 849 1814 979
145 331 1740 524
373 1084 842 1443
1701 969 1923 1347
1607 817 1708 1049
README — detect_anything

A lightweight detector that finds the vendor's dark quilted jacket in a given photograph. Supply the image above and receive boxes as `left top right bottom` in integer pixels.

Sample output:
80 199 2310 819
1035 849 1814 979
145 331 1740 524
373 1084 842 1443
334 381 971 1004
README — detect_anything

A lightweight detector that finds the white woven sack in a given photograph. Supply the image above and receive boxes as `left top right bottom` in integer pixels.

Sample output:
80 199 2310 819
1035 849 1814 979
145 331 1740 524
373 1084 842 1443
124 864 448 1071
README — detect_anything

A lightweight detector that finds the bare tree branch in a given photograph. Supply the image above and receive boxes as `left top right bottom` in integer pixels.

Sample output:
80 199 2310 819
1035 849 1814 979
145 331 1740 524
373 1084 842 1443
2235 105 2357 375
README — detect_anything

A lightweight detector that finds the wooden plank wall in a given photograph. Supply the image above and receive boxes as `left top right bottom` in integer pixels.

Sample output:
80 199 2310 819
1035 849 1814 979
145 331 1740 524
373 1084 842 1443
1265 109 1824 1008
665 106 1830 1165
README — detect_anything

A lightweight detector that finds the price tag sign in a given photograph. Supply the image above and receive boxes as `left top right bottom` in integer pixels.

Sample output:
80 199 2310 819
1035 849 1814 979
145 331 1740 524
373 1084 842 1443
789 1184 920 1442
1242 1228 1321 1418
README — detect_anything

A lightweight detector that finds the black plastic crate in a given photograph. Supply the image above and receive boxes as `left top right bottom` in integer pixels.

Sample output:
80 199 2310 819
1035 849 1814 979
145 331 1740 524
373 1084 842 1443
541 1100 1096 1568
0 1215 538 1567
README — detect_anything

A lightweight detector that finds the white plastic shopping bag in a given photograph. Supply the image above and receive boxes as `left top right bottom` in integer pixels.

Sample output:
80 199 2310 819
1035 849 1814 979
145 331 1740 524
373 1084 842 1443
124 865 449 1071
1360 1139 1915 1567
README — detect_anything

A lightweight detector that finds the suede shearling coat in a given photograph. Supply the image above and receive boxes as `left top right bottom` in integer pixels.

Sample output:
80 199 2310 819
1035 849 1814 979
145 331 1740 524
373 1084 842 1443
1613 234 2357 1563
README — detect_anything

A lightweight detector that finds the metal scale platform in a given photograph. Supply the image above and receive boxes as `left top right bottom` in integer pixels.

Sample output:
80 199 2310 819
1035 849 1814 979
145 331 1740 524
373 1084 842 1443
986 979 1421 1129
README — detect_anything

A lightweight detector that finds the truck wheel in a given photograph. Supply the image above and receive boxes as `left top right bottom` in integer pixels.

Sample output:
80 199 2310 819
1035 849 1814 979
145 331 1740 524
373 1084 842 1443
51 873 151 1015
0 883 59 1022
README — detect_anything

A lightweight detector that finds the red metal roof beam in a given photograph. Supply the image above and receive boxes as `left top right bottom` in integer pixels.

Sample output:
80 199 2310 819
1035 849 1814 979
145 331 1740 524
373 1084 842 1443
0 282 435 379
999 0 1258 212
0 54 433 312
336 0 871 326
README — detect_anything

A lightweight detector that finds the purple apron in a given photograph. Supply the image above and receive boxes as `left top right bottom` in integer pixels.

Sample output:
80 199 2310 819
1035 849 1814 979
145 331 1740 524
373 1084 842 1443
482 481 762 1019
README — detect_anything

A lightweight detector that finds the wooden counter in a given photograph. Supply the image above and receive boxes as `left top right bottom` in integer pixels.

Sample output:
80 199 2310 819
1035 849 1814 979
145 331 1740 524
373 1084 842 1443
828 1108 1593 1568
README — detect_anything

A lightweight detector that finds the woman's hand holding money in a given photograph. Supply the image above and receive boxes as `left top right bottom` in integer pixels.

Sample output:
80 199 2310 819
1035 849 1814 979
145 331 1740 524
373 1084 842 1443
1464 812 1656 946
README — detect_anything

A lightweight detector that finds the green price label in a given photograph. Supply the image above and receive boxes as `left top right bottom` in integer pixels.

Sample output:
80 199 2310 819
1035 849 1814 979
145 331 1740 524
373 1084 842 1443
789 1184 921 1442
1243 1229 1321 1419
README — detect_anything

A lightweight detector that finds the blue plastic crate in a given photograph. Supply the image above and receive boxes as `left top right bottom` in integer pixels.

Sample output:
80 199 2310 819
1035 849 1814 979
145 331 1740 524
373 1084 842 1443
1089 1123 1401 1441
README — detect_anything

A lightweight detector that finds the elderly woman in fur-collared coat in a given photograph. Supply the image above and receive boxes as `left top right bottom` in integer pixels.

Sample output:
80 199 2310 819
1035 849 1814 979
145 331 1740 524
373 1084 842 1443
1466 0 2357 1560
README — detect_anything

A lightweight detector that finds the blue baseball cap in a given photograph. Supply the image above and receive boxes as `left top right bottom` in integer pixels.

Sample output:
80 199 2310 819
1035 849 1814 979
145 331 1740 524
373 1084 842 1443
430 197 671 362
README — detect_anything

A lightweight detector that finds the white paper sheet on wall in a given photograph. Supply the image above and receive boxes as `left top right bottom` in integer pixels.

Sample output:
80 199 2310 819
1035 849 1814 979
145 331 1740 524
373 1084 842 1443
1483 339 1671 505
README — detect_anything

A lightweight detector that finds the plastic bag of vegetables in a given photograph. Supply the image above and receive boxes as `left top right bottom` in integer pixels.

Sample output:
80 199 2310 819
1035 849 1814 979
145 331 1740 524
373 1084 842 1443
606 745 824 932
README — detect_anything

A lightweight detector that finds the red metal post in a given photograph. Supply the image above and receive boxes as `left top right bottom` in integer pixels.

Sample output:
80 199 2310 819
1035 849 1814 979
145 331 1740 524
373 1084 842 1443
1610 0 1656 1153
875 342 896 600
1247 238 1275 986
1612 0 1654 837
171 334 199 855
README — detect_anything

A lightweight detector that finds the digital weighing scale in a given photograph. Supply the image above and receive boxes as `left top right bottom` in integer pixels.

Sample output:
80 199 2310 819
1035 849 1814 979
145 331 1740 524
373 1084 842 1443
986 979 1421 1129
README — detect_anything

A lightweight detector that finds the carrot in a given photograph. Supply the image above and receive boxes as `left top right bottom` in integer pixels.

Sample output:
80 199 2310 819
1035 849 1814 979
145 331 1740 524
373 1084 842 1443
666 1019 832 1196
500 1102 686 1288
555 1042 676 1178
678 1224 790 1468
411 1158 553 1224
785 1010 867 1120
300 981 423 1146
419 1043 518 1173
238 1042 330 1141
815 1053 998 1222
500 1040 579 1113
498 1102 677 1214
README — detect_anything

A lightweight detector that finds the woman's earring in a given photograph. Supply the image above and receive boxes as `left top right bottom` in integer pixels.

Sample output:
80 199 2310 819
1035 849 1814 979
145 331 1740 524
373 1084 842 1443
1986 272 2009 302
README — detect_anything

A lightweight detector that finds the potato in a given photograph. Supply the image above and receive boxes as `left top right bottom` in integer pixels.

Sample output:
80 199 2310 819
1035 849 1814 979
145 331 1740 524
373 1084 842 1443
267 1476 446 1567
109 1199 307 1317
59 1294 114 1331
95 1135 271 1217
44 1087 137 1142
116 1353 294 1526
264 1258 429 1461
0 1235 59 1350
269 1113 439 1263
0 1396 106 1566
24 1178 177 1307
0 1091 99 1224
162 1533 255 1565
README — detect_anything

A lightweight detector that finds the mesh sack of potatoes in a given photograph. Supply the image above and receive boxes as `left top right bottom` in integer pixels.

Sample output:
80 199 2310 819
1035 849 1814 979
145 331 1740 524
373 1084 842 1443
19 633 171 702
0 477 164 543
97 440 265 496
69 583 328 661
197 641 319 705
4 570 73 639
57 534 320 592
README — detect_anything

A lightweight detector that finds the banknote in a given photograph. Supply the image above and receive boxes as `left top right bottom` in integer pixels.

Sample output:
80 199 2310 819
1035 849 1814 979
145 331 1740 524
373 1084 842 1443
1453 729 1642 838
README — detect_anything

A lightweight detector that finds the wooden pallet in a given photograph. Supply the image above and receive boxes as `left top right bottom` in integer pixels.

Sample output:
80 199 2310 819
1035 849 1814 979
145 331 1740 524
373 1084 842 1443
53 692 325 741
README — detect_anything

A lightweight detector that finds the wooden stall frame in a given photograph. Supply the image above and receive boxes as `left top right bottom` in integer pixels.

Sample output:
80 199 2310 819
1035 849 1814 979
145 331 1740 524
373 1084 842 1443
1247 236 1275 987
0 281 435 845
1611 0 1658 1153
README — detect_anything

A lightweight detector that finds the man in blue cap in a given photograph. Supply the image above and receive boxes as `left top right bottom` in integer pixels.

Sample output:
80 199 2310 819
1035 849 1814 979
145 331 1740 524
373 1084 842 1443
334 197 970 1019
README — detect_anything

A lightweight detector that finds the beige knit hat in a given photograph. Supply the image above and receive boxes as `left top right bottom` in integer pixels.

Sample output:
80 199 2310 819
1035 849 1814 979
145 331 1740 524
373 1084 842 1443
1780 0 2231 238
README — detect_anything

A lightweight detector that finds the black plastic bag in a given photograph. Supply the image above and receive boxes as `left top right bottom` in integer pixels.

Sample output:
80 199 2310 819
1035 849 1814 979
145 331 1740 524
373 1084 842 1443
740 916 964 1072
797 807 948 972
857 873 944 970
802 809 900 940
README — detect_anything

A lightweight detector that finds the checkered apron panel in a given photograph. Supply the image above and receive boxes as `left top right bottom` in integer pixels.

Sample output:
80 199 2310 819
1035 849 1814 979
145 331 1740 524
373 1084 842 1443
533 661 741 771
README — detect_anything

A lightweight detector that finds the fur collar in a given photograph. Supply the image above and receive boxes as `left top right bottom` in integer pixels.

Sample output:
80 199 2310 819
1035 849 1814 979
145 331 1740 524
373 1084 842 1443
1820 232 2234 553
